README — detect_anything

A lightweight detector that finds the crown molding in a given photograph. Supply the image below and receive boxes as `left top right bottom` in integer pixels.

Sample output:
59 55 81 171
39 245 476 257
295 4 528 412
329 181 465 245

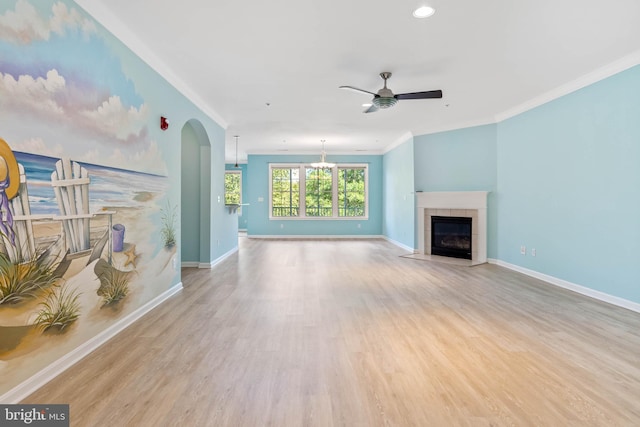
495 50 640 122
75 0 228 129
383 131 414 154
407 117 497 143
404 52 640 142
246 149 385 156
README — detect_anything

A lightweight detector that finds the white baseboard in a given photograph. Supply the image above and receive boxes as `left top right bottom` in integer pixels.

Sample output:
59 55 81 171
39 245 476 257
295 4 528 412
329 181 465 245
181 246 239 269
247 234 383 240
198 246 238 269
181 261 199 268
0 283 183 404
382 236 415 253
495 260 640 314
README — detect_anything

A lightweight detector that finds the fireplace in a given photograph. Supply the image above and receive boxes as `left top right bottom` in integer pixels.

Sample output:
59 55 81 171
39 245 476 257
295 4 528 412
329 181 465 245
415 191 489 264
431 216 472 259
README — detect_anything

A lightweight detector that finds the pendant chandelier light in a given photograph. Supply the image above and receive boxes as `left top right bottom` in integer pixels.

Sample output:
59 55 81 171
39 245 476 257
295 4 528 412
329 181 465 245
310 139 335 168
233 135 239 168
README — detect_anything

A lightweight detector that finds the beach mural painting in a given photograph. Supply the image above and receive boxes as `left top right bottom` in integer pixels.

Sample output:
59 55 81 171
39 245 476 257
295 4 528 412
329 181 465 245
0 0 178 395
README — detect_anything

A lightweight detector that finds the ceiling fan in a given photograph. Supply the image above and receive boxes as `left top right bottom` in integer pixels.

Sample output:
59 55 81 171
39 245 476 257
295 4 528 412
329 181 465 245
340 72 442 113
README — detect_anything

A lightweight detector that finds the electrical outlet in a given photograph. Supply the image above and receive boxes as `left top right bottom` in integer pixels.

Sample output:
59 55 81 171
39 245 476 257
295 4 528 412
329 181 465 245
520 245 526 255
531 248 536 257
280 223 284 229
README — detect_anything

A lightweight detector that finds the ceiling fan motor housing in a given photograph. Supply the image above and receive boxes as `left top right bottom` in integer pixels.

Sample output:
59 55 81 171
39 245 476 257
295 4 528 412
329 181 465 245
373 95 398 109
340 71 441 112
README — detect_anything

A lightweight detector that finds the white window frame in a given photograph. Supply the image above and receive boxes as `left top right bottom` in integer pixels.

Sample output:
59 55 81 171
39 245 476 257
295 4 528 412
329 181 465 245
225 170 242 213
269 163 368 220
269 165 301 218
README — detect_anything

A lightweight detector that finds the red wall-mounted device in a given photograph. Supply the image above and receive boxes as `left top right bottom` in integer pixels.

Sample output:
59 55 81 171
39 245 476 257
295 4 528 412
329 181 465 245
160 116 169 131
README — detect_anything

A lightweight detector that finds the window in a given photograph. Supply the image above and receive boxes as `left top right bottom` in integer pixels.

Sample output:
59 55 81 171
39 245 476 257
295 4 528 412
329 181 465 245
271 167 300 217
338 167 366 217
305 167 333 217
269 164 368 219
224 171 242 205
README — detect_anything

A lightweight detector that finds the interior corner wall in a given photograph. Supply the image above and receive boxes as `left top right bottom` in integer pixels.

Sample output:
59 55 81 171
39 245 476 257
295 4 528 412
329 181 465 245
497 65 640 303
413 124 498 258
382 138 415 249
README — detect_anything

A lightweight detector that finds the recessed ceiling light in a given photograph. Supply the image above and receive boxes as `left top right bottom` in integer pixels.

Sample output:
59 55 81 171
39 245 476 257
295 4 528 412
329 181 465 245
413 5 435 19
362 103 372 107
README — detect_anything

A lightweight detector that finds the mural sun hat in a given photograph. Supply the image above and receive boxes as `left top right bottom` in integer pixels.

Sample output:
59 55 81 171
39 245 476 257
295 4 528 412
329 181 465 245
0 137 20 200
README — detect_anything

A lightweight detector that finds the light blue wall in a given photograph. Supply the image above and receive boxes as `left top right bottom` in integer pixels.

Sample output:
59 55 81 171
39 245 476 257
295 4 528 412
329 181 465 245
181 123 202 262
208 126 238 259
226 163 249 230
382 138 415 249
73 14 236 267
246 154 383 236
0 0 238 395
497 65 640 302
413 124 498 258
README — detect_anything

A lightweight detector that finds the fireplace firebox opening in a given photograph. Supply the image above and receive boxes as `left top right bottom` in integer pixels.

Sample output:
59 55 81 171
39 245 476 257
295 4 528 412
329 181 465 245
431 216 472 260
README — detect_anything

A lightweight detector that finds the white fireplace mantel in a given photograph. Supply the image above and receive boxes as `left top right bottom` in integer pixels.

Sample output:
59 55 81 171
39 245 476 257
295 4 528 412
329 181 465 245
416 191 489 264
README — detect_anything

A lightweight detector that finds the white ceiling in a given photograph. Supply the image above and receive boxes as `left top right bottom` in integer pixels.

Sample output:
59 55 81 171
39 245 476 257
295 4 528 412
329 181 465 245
76 0 640 163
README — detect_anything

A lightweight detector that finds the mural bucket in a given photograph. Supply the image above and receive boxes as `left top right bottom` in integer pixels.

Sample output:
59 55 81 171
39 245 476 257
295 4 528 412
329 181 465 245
112 224 125 252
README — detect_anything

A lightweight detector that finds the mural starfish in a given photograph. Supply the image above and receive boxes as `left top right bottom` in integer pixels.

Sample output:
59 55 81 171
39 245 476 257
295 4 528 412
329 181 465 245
124 244 138 267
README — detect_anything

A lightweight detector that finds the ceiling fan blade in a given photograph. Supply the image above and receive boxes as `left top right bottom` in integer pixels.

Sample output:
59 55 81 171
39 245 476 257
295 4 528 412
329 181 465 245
339 85 377 96
395 90 443 100
363 104 378 114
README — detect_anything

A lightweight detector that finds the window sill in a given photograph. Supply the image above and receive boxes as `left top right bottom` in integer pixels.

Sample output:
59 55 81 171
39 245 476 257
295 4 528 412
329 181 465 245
269 216 368 221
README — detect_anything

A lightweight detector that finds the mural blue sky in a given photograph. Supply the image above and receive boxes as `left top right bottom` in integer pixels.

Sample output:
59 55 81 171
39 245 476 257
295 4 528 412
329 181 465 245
0 0 167 175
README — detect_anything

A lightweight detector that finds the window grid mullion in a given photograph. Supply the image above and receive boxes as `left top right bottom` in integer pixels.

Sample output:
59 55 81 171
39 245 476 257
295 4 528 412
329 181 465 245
299 166 306 217
332 167 339 217
269 163 367 220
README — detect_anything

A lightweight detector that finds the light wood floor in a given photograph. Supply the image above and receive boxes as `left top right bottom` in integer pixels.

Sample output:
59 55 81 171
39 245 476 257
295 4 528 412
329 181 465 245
25 238 640 426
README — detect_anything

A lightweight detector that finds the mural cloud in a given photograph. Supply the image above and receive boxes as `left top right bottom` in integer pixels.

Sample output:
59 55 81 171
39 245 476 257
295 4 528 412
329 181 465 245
80 95 149 142
0 0 96 44
0 69 66 115
77 140 167 176
11 136 64 158
0 69 149 145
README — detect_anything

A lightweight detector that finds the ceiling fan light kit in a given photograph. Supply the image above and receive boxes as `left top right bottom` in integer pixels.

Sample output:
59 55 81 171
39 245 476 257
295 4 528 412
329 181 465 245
373 96 398 109
233 135 240 168
340 72 442 113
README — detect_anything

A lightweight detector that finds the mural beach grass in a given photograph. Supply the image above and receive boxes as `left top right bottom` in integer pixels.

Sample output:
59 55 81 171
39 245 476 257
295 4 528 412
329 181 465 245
0 0 182 398
0 152 173 391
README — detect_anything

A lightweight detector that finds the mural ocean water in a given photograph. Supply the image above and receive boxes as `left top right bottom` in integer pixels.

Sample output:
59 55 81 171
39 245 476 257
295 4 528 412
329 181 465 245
0 0 180 398
0 140 176 392
15 151 167 215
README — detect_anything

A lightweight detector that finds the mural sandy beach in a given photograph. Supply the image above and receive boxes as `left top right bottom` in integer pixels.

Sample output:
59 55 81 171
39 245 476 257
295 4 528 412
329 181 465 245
0 149 176 391
0 0 185 397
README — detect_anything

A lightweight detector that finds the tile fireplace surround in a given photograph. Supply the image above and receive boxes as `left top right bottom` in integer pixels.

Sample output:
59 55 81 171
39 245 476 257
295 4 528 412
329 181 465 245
416 191 489 264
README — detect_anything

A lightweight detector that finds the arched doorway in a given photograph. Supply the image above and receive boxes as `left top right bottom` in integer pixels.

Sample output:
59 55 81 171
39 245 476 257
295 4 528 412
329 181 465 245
181 119 211 266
